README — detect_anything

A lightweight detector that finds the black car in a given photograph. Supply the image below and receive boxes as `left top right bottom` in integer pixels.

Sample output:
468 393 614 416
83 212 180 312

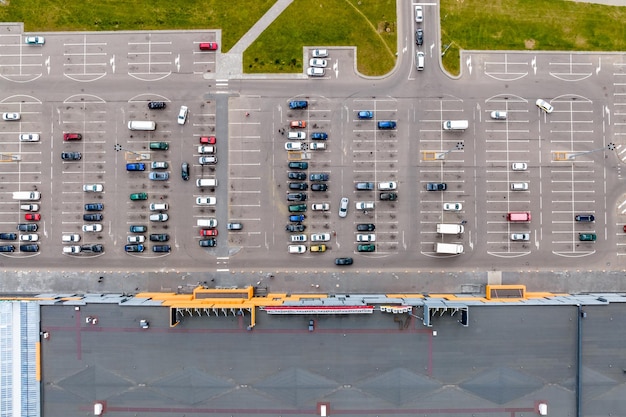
289 182 308 191
380 192 398 201
0 245 15 252
83 213 103 221
310 173 329 181
181 162 190 181
426 183 447 191
575 214 595 222
152 245 171 253
335 257 353 266
84 203 104 211
287 193 307 202
311 183 328 192
288 172 307 180
150 234 170 242
61 152 81 161
288 161 308 170
0 233 17 240
148 101 166 109
81 244 104 253
199 238 217 247
20 244 39 252
356 223 376 232
415 28 423 45
286 224 306 233
17 223 37 232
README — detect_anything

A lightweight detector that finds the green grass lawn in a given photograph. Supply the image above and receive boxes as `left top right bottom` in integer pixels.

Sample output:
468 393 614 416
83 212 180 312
244 0 397 75
441 0 626 75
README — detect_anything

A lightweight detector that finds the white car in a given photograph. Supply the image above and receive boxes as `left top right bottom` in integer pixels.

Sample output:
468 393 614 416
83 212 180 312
309 58 327 68
20 234 39 242
197 145 215 154
443 203 463 211
536 99 553 114
306 67 325 77
62 234 80 242
311 49 328 58
378 181 397 191
339 197 349 218
127 235 145 243
82 224 103 232
199 156 217 165
83 184 103 192
312 203 330 211
285 142 303 151
149 213 169 222
355 201 375 210
490 111 507 120
287 131 306 140
311 233 331 242
2 112 20 121
511 233 530 241
310 142 326 150
177 105 188 125
415 5 423 22
63 245 82 254
151 161 168 169
512 162 528 171
19 134 40 142
149 203 168 211
20 204 39 212
24 36 44 45
288 244 307 254
356 234 376 242
196 196 217 206
290 234 307 242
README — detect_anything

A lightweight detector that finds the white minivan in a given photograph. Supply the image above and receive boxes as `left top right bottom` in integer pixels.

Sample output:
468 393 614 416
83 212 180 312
196 178 217 187
416 51 424 71
149 203 168 211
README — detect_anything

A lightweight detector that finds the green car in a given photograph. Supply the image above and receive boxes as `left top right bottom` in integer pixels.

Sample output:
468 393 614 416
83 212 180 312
579 233 596 241
357 244 376 252
288 204 307 213
130 192 148 201
149 142 169 150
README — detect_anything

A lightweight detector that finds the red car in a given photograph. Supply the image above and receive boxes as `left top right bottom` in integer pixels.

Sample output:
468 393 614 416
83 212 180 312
199 42 218 51
200 136 216 145
63 133 82 141
25 213 41 221
200 229 218 237
290 120 307 128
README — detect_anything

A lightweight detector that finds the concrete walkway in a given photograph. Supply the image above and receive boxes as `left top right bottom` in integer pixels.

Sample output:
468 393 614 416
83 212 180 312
214 0 294 79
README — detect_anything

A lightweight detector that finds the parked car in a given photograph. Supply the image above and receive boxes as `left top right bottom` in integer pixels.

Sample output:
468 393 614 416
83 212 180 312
287 193 307 202
378 181 397 190
196 196 217 205
20 204 39 212
579 233 596 241
335 257 353 265
289 101 308 109
62 234 80 242
286 224 306 233
289 161 308 170
25 36 45 45
130 225 147 233
512 162 528 171
152 245 171 253
199 156 217 165
310 132 328 140
24 213 41 221
309 58 327 68
149 171 169 181
287 131 306 140
415 5 423 22
85 203 104 211
63 133 82 141
20 244 39 252
83 213 103 221
511 233 530 241
17 224 37 232
357 224 376 232
310 173 329 181
311 203 330 211
536 99 554 113
126 163 146 171
356 234 376 242
0 233 17 240
61 152 81 161
357 244 376 252
443 203 462 211
19 134 40 142
129 236 146 244
125 244 144 253
130 192 148 201
181 162 190 180
575 214 595 222
311 49 328 58
199 238 217 247
150 234 169 242
379 193 398 201
149 213 169 222
290 234 307 242
177 105 188 125
148 101 166 109
358 111 373 119
227 223 243 231
198 145 215 154
288 245 307 254
355 201 374 210
151 161 168 169
288 172 307 180
311 184 328 192
311 233 331 242
356 182 374 191
310 245 326 253
285 142 303 151
200 136 216 144
289 204 307 213
426 183 447 191
63 245 82 254
491 111 507 120
149 142 169 150
306 67 325 77
339 197 349 218
290 120 307 128
199 229 218 237
81 244 104 253
377 121 397 129
199 42 218 51
83 184 103 192
290 214 306 222
2 112 20 121
19 234 38 242
310 142 326 150
0 245 15 252
82 224 103 232
289 182 308 191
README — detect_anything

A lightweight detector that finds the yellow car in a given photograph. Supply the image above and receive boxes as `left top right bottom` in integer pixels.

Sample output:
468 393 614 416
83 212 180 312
310 244 327 252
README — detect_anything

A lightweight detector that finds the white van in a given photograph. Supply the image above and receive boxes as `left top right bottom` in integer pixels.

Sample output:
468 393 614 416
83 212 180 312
197 218 218 228
416 51 425 71
12 191 40 200
196 178 217 187
442 120 469 130
128 120 156 131
149 203 168 211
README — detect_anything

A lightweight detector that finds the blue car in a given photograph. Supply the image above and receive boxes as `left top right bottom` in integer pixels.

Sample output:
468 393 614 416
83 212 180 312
290 214 305 222
377 121 397 129
358 111 373 119
125 244 144 253
289 100 308 110
310 132 328 140
126 163 146 171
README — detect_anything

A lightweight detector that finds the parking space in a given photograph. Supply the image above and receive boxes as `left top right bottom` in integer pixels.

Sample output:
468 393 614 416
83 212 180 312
0 35 46 82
